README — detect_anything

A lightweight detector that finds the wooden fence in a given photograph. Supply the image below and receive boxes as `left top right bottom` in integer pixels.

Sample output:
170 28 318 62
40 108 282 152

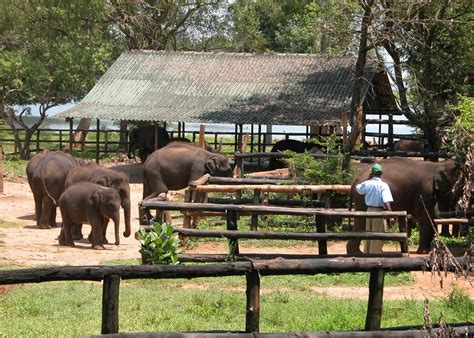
0 257 471 335
140 201 409 258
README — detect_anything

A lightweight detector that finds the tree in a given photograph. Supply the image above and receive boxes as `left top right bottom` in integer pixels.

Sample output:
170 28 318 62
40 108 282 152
0 0 117 159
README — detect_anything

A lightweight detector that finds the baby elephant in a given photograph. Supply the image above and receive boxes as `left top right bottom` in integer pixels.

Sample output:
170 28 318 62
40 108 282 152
59 182 121 250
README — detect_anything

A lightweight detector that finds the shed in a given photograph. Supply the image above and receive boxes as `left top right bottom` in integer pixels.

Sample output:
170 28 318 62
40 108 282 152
57 50 400 143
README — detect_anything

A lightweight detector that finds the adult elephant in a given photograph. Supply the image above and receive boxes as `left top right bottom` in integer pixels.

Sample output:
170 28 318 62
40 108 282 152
127 125 169 162
65 163 132 241
143 142 233 202
393 139 425 152
347 157 460 254
267 139 323 170
27 151 85 229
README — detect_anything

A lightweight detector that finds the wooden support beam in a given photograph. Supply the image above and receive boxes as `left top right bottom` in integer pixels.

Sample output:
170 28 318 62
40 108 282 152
102 275 120 334
245 271 260 333
95 119 100 164
198 125 205 149
315 215 328 255
251 190 261 231
171 227 408 242
227 210 239 255
365 268 385 331
194 184 351 194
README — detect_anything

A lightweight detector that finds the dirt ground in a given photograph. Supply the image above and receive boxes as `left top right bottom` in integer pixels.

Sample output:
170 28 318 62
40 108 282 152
0 161 472 301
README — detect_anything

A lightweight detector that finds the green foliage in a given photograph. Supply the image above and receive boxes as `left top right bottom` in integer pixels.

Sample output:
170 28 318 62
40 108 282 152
137 223 181 265
284 134 355 186
444 95 474 163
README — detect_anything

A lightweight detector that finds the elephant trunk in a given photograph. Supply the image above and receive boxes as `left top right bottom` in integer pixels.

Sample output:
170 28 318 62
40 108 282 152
123 199 132 238
112 212 120 246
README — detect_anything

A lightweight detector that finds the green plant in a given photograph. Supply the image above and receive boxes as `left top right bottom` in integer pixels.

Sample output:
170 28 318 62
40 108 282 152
137 223 181 265
284 134 356 185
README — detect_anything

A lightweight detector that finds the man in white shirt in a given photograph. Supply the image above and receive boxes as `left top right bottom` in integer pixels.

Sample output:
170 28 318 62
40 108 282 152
355 163 395 253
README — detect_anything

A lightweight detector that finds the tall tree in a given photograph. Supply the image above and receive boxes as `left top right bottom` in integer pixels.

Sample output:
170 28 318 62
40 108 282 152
0 0 117 159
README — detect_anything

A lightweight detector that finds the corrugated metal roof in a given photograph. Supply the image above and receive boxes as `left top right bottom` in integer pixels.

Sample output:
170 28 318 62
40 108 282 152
57 50 388 125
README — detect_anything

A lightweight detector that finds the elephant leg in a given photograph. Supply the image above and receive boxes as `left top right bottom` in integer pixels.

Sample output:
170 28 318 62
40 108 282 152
33 191 43 223
38 197 54 229
102 217 109 244
59 218 75 246
89 214 105 250
346 217 365 254
417 214 435 254
440 224 451 237
72 224 84 240
49 206 57 227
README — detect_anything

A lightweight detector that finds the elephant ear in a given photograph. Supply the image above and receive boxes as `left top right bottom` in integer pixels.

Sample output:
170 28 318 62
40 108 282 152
205 156 218 175
89 189 101 210
96 175 110 187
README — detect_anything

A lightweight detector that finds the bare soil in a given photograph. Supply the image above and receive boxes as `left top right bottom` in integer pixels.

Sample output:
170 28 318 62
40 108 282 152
0 162 472 301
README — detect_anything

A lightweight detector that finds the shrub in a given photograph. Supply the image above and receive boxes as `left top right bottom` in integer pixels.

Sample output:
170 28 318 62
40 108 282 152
137 222 181 265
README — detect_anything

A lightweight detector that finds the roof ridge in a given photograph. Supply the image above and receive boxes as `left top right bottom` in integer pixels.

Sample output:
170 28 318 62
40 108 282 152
128 49 358 59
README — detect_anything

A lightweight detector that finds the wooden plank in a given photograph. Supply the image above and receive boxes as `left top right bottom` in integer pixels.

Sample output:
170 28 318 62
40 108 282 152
172 228 407 242
434 218 469 224
194 184 351 194
177 252 407 263
245 271 260 333
142 201 407 218
102 275 120 334
198 125 205 148
189 174 211 187
365 268 385 331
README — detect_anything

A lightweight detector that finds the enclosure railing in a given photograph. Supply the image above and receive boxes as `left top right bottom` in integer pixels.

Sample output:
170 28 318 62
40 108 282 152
0 257 470 335
139 201 409 257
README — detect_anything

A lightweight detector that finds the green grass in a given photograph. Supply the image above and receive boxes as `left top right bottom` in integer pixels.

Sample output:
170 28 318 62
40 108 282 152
0 218 23 229
2 155 28 177
0 280 471 336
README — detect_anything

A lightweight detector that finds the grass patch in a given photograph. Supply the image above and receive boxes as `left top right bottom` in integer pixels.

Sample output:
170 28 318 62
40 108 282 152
0 219 23 229
0 280 471 336
2 156 28 177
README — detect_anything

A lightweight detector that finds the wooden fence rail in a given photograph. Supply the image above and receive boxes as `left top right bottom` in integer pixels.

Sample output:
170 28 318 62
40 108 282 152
140 201 408 256
0 257 470 335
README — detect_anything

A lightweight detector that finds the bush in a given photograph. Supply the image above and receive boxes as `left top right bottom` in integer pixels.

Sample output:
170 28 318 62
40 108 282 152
137 223 181 265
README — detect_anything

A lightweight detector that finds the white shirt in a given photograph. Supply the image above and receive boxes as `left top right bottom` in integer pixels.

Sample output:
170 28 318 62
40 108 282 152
355 176 394 208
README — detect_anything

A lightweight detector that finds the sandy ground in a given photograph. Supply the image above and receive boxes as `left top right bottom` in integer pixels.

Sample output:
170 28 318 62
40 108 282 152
0 163 472 301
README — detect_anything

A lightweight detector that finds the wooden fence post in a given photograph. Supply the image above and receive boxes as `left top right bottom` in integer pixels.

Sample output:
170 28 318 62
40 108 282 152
365 268 385 331
250 189 261 231
95 119 100 164
0 144 3 193
102 274 120 334
227 210 239 255
245 270 260 333
315 214 327 255
398 216 409 253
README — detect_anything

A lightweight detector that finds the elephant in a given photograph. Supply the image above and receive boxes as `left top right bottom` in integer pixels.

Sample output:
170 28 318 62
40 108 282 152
65 163 132 242
163 139 219 152
393 139 425 152
347 157 460 254
267 139 324 170
58 182 121 250
127 124 169 162
27 150 85 229
143 142 233 202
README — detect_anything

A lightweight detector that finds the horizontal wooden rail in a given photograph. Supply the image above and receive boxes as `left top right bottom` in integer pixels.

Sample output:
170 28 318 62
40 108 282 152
207 177 304 185
171 227 407 242
141 201 407 219
0 257 469 286
193 184 351 194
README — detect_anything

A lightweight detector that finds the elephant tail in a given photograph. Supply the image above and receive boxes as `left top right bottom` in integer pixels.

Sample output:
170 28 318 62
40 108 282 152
41 177 58 206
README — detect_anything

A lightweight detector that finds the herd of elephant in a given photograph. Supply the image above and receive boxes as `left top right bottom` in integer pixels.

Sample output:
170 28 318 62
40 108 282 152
26 139 233 250
26 124 463 253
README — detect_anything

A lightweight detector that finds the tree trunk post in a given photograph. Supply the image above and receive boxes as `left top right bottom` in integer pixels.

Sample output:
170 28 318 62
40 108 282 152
226 210 239 256
96 119 100 164
245 270 260 333
365 268 385 331
102 274 120 334
68 118 73 153
0 144 3 193
251 189 261 231
315 214 328 255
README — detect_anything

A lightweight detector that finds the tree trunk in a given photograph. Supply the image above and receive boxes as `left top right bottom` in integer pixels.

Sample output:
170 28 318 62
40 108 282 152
73 118 91 150
344 0 374 166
